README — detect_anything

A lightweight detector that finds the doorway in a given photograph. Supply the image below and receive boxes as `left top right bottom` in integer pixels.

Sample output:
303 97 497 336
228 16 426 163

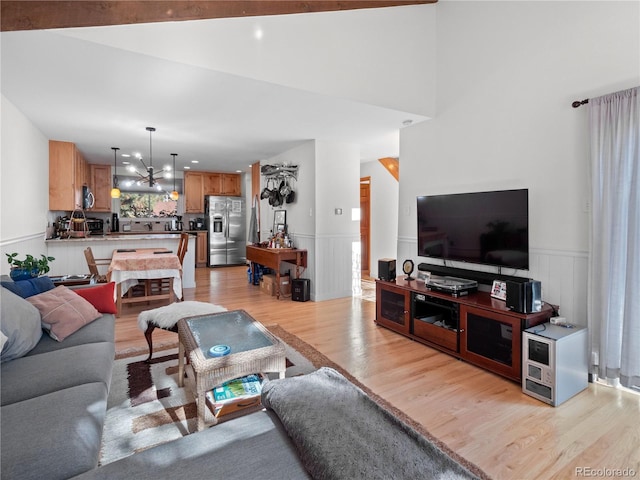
360 177 371 276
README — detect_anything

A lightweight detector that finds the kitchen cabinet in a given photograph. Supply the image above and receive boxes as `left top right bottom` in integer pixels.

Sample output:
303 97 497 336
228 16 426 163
49 140 87 211
204 172 241 196
89 164 111 212
204 173 222 195
184 172 205 213
196 232 207 267
222 173 241 196
185 171 243 213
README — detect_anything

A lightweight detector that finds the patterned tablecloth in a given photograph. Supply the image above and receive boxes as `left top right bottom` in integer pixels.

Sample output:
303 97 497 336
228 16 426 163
108 249 182 298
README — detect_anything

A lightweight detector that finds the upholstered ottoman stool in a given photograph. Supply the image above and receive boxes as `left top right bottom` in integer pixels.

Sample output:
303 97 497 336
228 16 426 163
138 301 227 361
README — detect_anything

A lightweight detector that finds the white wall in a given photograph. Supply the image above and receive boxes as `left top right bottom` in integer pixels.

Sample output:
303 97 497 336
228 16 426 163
360 159 399 278
61 5 437 117
259 139 360 301
259 141 316 242
0 95 50 274
398 1 640 324
314 140 360 301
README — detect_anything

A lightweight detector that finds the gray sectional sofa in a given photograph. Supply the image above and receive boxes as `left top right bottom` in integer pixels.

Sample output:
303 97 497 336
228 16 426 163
0 286 115 480
1 279 484 480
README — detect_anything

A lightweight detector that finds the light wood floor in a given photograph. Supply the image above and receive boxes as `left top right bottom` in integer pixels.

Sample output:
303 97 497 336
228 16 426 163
115 266 640 480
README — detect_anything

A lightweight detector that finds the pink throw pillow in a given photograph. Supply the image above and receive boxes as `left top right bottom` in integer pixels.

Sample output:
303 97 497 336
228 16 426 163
27 286 101 341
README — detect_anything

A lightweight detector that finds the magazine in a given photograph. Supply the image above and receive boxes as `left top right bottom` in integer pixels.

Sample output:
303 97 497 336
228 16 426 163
209 374 265 404
205 373 265 419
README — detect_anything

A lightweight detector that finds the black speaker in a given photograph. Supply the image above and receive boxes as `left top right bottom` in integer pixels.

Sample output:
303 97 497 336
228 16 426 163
378 258 396 282
292 278 310 302
506 280 542 313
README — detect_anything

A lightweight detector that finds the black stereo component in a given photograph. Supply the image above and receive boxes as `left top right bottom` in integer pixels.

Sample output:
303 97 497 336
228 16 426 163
506 280 542 313
292 278 310 302
378 259 396 282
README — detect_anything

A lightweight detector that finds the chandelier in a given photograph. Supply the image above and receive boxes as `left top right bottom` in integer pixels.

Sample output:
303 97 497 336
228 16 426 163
128 127 170 188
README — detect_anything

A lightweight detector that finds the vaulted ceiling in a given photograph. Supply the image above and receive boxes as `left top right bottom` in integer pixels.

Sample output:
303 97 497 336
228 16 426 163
1 1 435 173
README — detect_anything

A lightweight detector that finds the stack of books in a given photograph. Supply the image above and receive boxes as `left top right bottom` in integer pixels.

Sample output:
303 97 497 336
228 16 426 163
206 373 265 419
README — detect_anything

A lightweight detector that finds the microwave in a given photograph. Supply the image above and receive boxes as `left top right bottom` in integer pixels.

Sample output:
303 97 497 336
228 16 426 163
86 219 104 235
522 324 588 406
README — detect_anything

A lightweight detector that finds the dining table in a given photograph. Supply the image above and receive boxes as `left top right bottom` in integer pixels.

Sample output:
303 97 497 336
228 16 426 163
107 248 182 316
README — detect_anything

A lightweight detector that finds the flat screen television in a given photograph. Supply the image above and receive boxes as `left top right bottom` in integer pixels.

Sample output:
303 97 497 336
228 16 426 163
417 189 529 270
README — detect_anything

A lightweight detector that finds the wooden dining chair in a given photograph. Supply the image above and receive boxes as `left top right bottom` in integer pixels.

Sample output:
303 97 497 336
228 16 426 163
83 247 111 283
177 232 189 266
147 233 189 300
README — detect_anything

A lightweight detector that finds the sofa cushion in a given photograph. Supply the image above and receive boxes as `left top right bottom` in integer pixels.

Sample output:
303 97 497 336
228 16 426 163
1 276 55 298
74 282 117 314
0 288 43 363
26 314 115 356
1 341 115 406
71 410 309 480
27 286 101 341
1 382 108 480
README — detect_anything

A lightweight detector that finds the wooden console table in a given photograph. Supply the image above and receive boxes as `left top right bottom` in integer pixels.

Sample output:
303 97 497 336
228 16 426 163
246 245 307 299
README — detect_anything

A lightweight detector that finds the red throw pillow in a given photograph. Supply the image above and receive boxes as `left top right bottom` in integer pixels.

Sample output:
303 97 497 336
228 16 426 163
74 282 117 314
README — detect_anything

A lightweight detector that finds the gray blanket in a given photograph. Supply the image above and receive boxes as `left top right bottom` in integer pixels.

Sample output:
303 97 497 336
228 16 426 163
261 367 481 480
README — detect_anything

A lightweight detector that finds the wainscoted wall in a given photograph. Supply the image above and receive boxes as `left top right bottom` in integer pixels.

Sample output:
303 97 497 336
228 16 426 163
314 233 359 302
0 233 48 276
398 236 588 327
263 232 357 302
284 233 315 301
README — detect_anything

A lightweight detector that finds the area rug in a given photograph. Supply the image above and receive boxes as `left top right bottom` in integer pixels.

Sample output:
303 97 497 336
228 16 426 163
101 325 491 480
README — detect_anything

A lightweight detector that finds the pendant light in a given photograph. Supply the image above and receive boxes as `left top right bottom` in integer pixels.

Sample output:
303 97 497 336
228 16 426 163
110 147 121 198
169 153 179 201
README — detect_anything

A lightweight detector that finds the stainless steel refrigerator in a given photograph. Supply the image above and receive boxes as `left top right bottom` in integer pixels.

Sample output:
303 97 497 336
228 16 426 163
205 196 246 266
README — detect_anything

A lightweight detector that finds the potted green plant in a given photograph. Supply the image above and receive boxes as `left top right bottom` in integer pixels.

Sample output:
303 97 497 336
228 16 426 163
5 253 55 281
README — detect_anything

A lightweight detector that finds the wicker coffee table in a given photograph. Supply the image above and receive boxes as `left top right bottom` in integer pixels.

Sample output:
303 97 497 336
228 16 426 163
177 309 286 431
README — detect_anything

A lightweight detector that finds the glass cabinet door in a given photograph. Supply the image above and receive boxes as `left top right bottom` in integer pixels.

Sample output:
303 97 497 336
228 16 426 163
376 282 410 335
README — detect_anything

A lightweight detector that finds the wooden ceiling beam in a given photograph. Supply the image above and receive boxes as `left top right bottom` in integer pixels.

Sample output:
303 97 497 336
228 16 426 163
1 1 435 32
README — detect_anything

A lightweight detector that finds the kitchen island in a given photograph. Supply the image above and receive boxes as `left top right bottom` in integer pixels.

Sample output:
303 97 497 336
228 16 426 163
45 234 196 289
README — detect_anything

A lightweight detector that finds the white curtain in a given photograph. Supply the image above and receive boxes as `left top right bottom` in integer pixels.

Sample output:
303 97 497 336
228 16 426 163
588 86 640 389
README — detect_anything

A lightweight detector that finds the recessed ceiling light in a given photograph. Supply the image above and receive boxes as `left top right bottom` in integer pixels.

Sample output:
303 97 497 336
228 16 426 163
254 27 263 40
122 161 130 165
191 160 199 164
184 166 191 170
236 170 242 173
121 153 131 158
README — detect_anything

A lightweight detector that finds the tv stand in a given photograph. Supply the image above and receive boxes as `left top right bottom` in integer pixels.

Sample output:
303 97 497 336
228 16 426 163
375 277 553 382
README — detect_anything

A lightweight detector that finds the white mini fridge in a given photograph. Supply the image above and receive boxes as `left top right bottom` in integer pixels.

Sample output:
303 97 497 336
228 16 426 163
522 323 588 406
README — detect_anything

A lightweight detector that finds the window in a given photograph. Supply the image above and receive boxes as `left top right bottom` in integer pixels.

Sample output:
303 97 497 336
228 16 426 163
120 192 177 218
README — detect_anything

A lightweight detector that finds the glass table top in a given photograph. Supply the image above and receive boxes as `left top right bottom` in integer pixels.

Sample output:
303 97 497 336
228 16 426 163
184 310 273 358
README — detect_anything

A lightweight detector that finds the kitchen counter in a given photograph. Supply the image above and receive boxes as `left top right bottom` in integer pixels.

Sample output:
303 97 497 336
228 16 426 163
46 233 187 242
108 230 207 236
45 234 197 289
46 231 208 241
